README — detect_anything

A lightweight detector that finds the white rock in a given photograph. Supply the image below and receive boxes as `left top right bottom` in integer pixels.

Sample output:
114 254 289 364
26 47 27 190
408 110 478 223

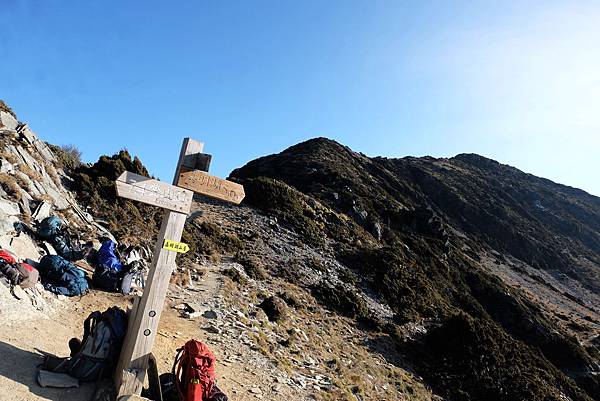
0 233 41 260
12 285 29 301
0 159 14 173
0 111 18 131
40 184 70 210
32 201 52 222
42 241 57 255
0 198 20 216
0 212 19 235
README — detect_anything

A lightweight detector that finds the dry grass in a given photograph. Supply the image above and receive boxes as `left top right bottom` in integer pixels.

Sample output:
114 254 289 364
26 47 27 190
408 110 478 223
45 162 62 187
0 173 21 200
220 275 434 401
0 150 18 165
18 163 42 182
13 172 31 192
33 193 53 202
0 100 17 119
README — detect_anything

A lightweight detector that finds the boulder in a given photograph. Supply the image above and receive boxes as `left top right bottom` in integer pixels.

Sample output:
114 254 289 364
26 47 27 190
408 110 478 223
0 111 18 131
0 158 14 173
40 184 71 210
32 201 52 222
18 125 55 162
0 233 41 261
0 198 20 216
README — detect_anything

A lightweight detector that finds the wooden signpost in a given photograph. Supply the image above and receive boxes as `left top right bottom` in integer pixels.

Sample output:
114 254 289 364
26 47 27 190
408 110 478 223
116 171 193 213
114 137 244 397
177 169 245 205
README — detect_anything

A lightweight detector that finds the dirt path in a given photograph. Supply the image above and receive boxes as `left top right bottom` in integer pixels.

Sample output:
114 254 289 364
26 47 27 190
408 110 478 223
0 289 128 401
0 263 309 401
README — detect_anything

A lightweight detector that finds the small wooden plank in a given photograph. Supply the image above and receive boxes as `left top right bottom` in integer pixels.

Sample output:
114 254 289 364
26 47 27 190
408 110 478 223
173 138 204 184
116 171 193 213
177 170 245 204
180 153 212 172
116 210 187 397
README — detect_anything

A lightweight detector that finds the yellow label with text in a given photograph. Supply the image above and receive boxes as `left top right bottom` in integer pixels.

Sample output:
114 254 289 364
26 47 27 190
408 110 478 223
163 239 190 253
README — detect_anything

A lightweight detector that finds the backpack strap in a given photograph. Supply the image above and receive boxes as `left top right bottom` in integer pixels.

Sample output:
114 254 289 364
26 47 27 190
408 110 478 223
172 347 186 400
82 311 101 345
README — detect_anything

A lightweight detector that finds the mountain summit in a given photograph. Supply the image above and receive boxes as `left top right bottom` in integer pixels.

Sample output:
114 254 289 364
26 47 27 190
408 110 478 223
230 137 600 400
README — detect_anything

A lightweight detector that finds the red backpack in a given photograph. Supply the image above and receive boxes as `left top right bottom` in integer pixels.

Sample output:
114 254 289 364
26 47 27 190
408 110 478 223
173 340 216 401
0 250 17 264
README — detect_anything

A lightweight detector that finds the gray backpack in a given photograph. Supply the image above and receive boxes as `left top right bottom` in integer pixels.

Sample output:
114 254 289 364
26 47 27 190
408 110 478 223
44 307 127 382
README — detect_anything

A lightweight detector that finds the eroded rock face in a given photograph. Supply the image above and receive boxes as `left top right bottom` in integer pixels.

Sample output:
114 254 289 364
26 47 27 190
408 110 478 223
0 100 117 280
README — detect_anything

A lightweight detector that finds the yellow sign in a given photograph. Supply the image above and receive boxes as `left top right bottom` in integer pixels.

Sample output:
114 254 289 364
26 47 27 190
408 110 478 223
163 239 190 253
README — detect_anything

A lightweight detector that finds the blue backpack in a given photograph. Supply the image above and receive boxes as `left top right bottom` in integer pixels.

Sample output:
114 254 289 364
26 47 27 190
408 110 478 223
38 216 63 239
38 216 86 262
37 255 89 296
97 240 123 273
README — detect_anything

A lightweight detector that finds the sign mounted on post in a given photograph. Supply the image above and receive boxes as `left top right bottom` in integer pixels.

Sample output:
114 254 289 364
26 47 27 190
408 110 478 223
116 171 193 213
177 169 245 204
114 137 245 398
163 239 189 253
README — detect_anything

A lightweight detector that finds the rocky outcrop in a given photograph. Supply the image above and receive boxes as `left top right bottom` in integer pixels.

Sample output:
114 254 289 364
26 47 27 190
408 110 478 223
0 102 116 284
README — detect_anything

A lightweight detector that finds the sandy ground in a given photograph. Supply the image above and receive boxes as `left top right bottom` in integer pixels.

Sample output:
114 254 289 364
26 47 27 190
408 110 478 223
0 265 307 401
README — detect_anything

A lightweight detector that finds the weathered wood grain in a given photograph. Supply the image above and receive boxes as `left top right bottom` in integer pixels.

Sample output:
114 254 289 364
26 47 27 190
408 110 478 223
116 171 193 213
115 139 203 397
177 169 245 204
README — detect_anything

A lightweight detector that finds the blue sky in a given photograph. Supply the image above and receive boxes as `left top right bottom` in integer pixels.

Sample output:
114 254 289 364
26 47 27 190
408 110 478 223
1 1 599 195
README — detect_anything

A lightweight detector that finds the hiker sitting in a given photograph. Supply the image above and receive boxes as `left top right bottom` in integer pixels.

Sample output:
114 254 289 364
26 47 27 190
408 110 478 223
92 240 139 295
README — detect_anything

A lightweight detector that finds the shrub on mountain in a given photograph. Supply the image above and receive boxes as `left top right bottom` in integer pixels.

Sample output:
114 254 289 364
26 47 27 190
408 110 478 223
311 282 368 319
259 296 288 322
47 144 82 171
0 100 16 119
70 150 160 243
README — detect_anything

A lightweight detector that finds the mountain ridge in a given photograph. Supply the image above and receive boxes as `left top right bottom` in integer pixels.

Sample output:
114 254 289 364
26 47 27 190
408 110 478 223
230 136 600 400
0 101 598 401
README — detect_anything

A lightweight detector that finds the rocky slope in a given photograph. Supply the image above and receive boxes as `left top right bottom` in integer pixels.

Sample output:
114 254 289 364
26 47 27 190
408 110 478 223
0 100 598 401
227 138 600 400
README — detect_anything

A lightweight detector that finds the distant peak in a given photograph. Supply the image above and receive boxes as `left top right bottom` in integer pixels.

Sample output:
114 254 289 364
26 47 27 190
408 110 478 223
453 153 500 169
282 137 344 154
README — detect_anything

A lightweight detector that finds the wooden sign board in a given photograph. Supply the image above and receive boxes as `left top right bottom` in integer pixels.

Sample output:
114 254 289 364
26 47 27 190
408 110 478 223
177 170 245 204
116 171 193 213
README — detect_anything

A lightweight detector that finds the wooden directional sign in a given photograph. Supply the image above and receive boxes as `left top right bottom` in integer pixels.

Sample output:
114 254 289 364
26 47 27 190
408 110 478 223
116 171 193 213
114 140 203 397
114 137 245 398
177 169 245 204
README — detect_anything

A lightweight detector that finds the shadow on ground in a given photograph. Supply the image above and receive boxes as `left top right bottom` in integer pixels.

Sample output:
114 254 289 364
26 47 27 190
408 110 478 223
0 341 95 401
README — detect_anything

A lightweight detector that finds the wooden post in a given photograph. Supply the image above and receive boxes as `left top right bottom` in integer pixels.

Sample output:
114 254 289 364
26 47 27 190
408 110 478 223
115 138 203 397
